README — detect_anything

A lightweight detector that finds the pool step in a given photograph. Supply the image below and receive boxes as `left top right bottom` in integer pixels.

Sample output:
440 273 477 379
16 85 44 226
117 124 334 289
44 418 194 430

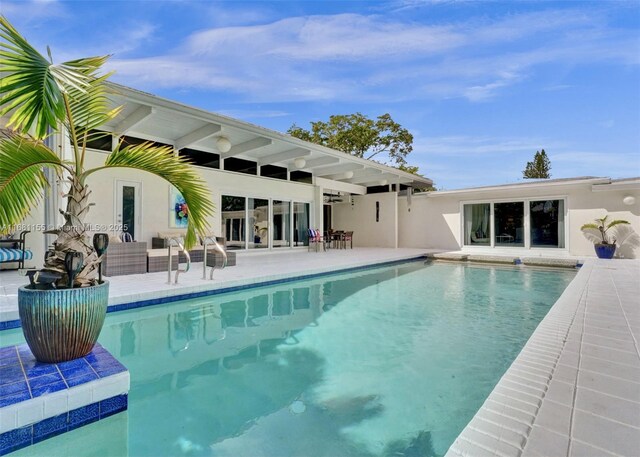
0 344 129 455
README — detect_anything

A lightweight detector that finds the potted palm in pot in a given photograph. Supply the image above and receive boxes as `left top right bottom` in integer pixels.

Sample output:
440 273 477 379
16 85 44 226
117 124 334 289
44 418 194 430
580 215 630 259
0 17 214 362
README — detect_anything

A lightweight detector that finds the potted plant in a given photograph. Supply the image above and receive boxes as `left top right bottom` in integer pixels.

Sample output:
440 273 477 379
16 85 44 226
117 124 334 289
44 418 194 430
580 215 630 259
0 17 214 362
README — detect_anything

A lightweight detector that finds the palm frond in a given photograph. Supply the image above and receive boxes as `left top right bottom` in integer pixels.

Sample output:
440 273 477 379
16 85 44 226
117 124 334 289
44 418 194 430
0 16 114 140
606 219 630 230
61 61 122 142
581 228 603 245
0 132 67 232
0 16 65 138
615 225 640 259
83 142 214 249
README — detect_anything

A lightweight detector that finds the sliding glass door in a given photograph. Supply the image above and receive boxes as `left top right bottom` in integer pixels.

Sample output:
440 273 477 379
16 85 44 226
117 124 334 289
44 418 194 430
221 195 310 250
463 203 490 246
272 200 291 248
530 200 565 248
463 199 565 249
293 202 310 247
494 202 524 247
248 198 269 249
221 195 246 250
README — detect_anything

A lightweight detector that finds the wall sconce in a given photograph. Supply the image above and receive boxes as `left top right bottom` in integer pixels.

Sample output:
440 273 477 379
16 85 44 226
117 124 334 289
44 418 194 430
294 157 306 169
216 136 232 153
623 195 636 206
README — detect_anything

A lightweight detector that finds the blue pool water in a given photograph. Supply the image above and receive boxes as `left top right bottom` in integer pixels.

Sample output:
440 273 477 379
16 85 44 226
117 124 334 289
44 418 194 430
5 260 575 457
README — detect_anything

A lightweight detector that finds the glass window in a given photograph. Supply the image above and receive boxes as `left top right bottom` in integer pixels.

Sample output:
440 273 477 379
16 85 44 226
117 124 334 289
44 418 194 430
272 201 291 248
224 157 257 175
290 171 312 184
85 129 112 152
261 165 288 180
294 202 310 246
221 196 246 250
179 148 220 169
120 135 171 149
494 202 524 247
530 200 565 248
463 203 491 246
249 198 269 249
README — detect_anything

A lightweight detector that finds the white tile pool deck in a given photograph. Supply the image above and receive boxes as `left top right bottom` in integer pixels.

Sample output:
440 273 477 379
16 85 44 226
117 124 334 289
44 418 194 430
447 258 640 457
1 249 639 455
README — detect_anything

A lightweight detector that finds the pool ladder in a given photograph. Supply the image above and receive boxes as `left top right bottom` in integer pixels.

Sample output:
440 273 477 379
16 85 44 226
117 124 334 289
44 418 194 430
167 237 191 285
202 236 227 280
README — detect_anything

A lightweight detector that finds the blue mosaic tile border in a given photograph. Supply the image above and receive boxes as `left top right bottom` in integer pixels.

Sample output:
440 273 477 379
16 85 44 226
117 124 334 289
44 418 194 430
0 394 127 455
0 256 427 330
0 344 126 408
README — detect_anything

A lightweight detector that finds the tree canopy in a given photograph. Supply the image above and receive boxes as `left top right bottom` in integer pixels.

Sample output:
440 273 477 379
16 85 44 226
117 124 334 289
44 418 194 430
288 112 414 168
523 149 551 179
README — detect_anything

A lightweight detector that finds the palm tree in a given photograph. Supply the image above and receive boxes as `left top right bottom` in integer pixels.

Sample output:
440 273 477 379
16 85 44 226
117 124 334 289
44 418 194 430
580 215 630 245
0 16 214 287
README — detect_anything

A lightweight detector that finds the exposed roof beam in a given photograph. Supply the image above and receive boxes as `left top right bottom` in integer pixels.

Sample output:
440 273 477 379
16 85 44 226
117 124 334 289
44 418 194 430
299 156 340 169
175 123 222 151
258 148 310 166
314 163 364 176
115 105 154 134
349 168 383 178
322 172 358 181
221 137 272 158
349 173 397 185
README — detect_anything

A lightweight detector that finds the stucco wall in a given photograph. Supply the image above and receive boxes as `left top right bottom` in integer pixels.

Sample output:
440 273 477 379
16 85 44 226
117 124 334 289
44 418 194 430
398 182 640 258
82 150 317 246
332 192 398 248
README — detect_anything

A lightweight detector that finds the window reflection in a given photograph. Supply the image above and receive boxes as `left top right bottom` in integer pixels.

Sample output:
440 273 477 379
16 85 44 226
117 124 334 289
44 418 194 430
530 200 565 248
494 202 524 247
249 198 269 249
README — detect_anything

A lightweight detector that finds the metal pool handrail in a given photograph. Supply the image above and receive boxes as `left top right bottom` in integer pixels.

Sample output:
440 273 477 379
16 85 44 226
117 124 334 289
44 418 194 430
167 237 190 284
201 236 227 280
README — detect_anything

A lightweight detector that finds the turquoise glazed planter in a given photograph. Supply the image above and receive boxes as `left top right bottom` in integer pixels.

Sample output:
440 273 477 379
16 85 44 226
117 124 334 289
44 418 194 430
18 281 109 363
594 243 616 259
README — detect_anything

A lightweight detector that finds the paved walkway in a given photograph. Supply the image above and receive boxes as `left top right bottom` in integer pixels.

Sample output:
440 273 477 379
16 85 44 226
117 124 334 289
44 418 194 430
446 258 640 457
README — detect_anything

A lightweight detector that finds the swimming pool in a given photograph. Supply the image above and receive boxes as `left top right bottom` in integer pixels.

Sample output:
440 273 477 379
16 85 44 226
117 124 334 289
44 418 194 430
5 260 575 457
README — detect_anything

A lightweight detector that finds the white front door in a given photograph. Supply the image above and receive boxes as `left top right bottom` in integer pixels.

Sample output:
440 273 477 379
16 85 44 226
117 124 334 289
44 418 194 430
115 180 142 241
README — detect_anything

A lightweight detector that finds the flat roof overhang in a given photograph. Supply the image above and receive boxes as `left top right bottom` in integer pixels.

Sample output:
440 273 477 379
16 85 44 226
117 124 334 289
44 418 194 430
102 83 433 191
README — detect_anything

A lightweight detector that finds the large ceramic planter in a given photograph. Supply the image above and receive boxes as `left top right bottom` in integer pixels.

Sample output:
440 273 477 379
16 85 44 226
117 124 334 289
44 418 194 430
18 281 109 363
594 243 616 259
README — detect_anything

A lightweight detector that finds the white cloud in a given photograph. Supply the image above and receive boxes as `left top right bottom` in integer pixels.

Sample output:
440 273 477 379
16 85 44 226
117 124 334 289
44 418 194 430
106 8 636 103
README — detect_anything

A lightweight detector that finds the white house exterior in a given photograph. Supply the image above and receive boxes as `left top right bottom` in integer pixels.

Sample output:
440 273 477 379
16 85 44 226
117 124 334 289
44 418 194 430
3 84 639 265
331 177 640 257
2 83 431 266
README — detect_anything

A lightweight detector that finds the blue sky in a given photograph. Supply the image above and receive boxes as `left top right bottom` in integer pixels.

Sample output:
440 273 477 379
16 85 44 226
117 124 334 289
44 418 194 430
4 0 639 189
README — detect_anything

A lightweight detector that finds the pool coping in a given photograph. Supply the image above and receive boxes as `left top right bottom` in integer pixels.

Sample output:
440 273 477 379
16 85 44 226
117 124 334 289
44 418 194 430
445 258 640 457
0 253 430 331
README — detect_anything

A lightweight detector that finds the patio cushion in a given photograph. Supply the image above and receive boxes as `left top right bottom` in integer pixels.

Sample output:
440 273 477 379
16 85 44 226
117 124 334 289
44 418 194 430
0 248 33 263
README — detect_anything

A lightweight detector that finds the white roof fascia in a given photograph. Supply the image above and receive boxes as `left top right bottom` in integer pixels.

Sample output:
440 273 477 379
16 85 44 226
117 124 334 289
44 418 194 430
591 178 640 192
425 177 611 197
